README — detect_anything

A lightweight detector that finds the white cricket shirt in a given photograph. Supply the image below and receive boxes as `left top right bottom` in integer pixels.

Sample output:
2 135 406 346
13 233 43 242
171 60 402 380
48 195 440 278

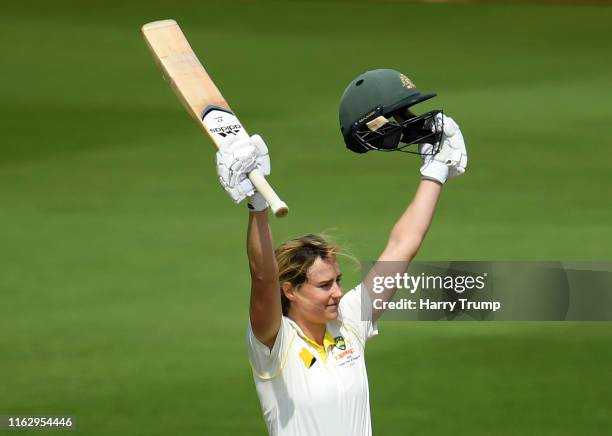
247 284 378 436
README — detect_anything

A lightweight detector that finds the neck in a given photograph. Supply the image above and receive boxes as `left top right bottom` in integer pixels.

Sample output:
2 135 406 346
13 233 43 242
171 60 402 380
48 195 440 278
288 311 326 345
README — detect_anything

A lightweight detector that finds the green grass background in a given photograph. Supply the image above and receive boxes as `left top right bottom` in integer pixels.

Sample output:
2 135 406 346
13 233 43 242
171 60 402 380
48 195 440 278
2 0 611 434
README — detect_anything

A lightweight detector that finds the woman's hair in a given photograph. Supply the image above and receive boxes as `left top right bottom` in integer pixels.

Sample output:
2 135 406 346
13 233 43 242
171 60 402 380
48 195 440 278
275 234 341 316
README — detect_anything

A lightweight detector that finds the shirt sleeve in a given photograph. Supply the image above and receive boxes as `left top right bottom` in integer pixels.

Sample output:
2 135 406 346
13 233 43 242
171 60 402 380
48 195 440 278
247 316 294 380
338 283 379 348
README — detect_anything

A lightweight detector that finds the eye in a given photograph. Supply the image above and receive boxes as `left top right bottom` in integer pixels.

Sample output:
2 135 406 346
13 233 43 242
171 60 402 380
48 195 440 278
318 275 342 290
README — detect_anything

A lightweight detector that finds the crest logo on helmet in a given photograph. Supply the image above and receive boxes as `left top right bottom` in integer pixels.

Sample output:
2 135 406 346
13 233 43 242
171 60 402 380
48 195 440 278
399 74 416 89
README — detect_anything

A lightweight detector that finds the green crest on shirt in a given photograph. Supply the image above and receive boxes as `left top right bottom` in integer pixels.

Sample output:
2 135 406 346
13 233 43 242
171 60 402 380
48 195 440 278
334 336 346 351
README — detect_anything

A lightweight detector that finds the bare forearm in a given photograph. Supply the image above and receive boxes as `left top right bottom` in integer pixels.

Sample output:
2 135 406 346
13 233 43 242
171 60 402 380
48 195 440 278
247 210 282 347
247 211 278 284
380 180 442 262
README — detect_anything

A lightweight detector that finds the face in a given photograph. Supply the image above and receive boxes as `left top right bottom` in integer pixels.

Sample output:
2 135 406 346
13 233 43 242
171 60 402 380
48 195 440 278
284 256 343 324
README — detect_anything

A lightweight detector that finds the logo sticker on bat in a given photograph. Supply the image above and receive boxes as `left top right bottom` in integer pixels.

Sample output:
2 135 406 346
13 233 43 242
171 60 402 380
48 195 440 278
201 108 248 140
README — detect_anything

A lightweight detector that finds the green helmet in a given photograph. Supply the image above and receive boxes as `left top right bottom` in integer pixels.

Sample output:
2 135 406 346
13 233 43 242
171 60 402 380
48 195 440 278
339 69 438 153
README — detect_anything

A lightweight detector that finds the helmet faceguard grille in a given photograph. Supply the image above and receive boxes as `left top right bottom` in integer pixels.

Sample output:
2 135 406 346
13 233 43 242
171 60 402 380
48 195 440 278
350 109 444 155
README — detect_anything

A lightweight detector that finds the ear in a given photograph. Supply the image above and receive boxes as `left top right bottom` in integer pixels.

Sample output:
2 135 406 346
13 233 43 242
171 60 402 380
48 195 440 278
282 282 298 303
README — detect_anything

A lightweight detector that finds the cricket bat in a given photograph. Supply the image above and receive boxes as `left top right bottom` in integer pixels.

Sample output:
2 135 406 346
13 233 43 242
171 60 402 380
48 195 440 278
141 19 288 217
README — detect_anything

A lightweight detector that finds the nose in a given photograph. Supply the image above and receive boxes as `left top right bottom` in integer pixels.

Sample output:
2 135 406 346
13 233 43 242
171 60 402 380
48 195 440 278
331 281 342 299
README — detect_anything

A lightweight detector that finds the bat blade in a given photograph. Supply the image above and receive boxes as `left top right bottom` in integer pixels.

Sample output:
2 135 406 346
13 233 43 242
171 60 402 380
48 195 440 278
142 20 227 131
142 19 288 217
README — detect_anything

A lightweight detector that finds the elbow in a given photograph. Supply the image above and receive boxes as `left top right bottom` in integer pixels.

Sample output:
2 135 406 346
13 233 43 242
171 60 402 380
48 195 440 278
385 234 424 262
250 270 279 287
249 257 278 279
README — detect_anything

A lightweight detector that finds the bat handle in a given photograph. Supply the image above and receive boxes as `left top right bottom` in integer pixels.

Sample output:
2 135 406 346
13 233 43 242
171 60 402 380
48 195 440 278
247 169 289 218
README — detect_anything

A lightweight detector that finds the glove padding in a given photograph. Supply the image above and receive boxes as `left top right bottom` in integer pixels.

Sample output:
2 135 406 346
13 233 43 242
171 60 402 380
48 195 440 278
419 114 468 184
215 134 270 204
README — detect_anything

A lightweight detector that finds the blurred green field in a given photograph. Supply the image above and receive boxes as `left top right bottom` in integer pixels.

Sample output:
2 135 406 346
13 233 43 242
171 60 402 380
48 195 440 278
2 0 612 435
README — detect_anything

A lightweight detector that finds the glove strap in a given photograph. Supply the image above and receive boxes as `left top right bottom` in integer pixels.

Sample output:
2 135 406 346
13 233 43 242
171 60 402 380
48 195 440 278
247 191 269 212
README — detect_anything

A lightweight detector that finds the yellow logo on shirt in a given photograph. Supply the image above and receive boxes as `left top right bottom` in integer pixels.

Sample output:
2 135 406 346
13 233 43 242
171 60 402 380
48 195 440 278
298 347 317 369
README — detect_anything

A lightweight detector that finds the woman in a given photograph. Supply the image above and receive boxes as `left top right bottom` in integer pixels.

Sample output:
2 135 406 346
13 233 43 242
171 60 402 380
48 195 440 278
215 69 467 436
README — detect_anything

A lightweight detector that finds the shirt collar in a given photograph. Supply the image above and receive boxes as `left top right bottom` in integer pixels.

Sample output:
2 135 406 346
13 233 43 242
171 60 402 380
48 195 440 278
286 318 336 354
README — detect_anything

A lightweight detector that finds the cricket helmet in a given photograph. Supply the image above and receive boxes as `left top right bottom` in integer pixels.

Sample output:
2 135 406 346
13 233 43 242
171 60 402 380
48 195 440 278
339 69 442 154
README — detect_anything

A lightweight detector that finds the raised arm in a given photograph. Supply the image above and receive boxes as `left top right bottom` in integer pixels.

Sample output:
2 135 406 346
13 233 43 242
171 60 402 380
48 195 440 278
364 114 468 322
247 210 282 349
214 134 282 348
365 180 442 321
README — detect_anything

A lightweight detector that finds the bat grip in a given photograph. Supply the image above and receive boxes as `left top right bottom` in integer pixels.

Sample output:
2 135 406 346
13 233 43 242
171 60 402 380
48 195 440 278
247 169 289 218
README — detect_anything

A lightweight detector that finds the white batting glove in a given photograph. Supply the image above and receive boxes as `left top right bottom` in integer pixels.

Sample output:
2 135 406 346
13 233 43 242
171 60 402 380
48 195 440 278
215 134 271 206
439 115 468 180
246 135 271 212
419 114 468 184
